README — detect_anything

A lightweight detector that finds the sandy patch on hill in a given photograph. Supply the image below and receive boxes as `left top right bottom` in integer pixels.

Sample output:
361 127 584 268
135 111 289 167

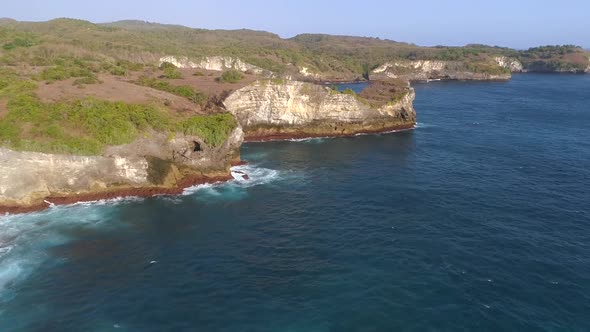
168 69 259 95
36 75 199 113
0 99 8 119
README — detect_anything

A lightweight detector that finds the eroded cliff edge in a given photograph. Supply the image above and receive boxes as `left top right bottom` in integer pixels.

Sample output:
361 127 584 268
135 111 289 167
0 128 243 213
224 80 416 140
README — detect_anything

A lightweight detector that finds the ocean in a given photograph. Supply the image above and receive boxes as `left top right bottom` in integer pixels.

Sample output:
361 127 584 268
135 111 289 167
0 74 589 331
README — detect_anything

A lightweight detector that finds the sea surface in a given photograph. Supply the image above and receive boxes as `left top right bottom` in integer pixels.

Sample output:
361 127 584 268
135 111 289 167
1 74 589 331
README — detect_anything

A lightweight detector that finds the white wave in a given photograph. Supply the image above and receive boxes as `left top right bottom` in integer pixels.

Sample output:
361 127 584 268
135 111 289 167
0 246 13 256
65 196 144 207
288 137 327 143
0 164 285 300
415 122 435 129
157 196 183 204
183 164 283 198
0 201 129 300
230 164 281 187
0 259 24 295
182 182 216 195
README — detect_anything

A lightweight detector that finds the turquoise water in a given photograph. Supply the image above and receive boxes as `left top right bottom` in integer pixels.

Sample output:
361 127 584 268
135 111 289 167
0 74 589 331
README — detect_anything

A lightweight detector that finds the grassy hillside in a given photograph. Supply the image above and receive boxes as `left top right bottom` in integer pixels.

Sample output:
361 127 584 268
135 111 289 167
1 18 587 77
0 67 237 155
0 18 587 155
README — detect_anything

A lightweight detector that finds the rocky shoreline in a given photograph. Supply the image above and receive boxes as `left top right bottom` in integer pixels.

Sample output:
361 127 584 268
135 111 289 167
0 125 417 215
1 78 416 215
0 174 234 215
243 123 415 142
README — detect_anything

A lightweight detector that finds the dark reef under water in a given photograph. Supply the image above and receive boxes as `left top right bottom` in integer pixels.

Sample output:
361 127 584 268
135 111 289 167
0 74 589 331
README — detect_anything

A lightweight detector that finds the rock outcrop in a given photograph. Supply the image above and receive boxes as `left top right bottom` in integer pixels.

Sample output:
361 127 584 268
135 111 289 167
159 55 270 75
292 66 364 83
0 127 243 212
298 66 321 80
495 57 524 72
372 60 511 81
223 80 415 140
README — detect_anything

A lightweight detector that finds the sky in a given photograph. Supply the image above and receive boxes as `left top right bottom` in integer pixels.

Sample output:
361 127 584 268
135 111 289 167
3 0 589 49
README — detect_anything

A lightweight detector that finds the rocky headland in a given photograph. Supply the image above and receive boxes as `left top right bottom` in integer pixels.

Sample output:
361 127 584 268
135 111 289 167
0 128 243 214
371 60 512 81
224 80 415 140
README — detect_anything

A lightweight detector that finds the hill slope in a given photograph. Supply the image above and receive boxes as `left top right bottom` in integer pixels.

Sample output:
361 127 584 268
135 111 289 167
1 18 587 78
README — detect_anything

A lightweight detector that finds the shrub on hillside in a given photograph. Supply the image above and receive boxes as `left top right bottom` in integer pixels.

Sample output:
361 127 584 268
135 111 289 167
2 36 37 50
162 68 182 79
136 77 206 105
219 69 243 83
40 65 98 83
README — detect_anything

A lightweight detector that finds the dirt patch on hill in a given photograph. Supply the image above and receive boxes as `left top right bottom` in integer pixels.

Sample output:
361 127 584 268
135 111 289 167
36 69 261 115
563 53 589 66
359 79 411 107
126 68 259 96
0 99 8 119
36 75 199 113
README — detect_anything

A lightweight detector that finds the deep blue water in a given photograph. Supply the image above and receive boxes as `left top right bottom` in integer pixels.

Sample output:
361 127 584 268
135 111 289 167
1 74 589 331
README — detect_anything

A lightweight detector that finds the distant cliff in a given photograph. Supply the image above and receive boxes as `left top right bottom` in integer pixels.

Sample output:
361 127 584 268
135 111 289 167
159 56 271 76
495 57 524 72
224 80 415 140
371 60 511 81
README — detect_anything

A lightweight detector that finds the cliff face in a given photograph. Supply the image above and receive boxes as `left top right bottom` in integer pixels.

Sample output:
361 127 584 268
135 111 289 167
372 60 511 81
293 66 364 83
159 55 270 75
495 57 524 72
223 80 415 140
0 127 243 210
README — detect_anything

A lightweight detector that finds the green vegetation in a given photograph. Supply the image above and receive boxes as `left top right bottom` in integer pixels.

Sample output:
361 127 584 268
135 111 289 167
341 88 356 95
136 76 207 105
162 68 182 79
39 61 98 83
518 45 588 72
180 113 236 147
3 36 36 50
0 18 587 157
219 69 243 83
0 74 236 155
328 86 357 96
464 62 510 75
0 18 587 78
100 60 144 76
522 45 580 58
159 61 182 78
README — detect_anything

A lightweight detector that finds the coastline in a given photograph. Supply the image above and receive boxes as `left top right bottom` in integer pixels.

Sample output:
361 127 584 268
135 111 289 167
0 174 234 216
1 125 414 216
243 123 415 142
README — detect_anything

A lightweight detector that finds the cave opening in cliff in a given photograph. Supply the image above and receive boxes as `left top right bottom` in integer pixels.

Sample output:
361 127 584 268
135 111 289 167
193 141 202 152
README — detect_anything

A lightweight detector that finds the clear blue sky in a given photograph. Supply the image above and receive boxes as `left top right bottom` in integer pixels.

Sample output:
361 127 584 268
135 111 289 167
4 0 589 48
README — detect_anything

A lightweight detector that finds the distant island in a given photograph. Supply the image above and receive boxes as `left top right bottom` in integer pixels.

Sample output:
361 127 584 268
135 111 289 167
1 18 588 213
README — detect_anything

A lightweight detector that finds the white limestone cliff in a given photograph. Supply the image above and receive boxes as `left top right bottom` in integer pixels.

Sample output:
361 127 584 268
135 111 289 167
159 55 268 75
495 56 524 72
223 80 415 138
0 127 243 208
